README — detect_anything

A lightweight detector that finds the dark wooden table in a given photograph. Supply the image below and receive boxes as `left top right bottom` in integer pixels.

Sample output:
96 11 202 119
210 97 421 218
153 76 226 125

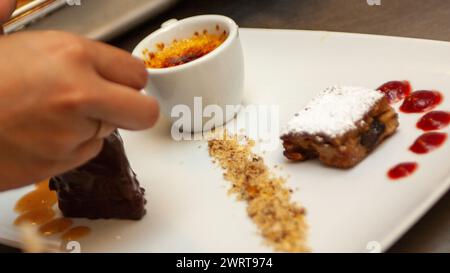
1 0 449 253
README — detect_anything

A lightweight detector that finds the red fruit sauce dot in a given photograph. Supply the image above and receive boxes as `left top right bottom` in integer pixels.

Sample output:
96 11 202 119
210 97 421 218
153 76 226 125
388 162 418 180
417 111 450 131
400 90 443 113
409 132 447 154
377 80 412 104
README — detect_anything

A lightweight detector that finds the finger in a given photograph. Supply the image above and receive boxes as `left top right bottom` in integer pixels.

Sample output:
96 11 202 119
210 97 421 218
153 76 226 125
1 138 104 192
86 40 148 90
93 121 116 139
56 116 99 144
83 81 159 130
42 139 102 177
0 0 15 24
68 138 104 168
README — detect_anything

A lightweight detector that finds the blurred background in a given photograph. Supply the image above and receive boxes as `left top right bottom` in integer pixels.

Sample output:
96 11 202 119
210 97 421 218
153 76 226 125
7 0 450 45
1 0 449 253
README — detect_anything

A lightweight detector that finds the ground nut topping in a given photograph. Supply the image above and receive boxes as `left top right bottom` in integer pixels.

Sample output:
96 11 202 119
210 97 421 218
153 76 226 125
208 132 309 252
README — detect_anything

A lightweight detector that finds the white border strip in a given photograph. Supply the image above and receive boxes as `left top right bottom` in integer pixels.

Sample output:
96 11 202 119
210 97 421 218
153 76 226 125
12 0 50 18
5 0 66 34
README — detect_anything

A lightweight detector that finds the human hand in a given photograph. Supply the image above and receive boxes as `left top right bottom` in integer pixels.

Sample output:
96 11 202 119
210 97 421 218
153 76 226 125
0 31 159 191
0 0 16 34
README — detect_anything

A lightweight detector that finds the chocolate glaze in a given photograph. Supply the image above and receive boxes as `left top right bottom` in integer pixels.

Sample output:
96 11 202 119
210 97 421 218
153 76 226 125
49 131 146 220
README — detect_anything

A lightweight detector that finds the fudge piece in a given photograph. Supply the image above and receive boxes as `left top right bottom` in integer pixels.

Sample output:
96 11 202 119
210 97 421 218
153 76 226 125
281 86 399 169
49 131 146 220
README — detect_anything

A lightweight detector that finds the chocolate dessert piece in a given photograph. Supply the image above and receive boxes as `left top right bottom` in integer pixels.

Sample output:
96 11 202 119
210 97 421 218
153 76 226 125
281 86 399 169
50 131 146 220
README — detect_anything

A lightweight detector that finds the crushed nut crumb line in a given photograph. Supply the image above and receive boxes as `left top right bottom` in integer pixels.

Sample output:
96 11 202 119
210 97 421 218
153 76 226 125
208 131 309 253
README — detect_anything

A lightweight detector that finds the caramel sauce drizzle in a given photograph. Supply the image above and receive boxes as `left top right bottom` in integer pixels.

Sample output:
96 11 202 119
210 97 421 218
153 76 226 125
39 218 73 236
14 207 55 226
14 183 57 214
61 226 91 242
13 180 91 251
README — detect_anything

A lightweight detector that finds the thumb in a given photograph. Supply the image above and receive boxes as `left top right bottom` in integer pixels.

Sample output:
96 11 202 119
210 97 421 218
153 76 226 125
0 0 16 24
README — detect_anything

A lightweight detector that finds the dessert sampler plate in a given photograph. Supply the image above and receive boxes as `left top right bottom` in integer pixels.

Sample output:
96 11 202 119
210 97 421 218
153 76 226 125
1 28 450 252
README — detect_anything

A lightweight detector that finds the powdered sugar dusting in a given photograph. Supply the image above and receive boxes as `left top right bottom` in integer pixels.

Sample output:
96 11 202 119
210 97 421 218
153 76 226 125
282 86 384 138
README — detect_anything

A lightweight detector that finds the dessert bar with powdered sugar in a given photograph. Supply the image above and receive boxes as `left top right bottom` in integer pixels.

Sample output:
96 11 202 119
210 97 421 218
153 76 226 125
281 86 399 168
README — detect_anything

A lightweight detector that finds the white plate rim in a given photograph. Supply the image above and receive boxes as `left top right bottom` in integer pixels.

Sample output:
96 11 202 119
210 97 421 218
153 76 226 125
0 28 449 252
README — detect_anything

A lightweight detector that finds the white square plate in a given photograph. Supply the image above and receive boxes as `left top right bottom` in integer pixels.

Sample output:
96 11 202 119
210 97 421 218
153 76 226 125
1 28 449 252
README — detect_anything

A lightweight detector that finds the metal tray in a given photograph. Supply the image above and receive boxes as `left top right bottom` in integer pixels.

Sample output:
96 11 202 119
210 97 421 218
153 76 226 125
4 0 178 41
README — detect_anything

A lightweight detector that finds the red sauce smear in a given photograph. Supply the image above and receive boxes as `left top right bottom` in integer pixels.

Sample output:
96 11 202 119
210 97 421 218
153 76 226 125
382 80 448 180
388 162 418 180
400 90 443 113
377 80 412 104
417 111 450 131
409 132 447 154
